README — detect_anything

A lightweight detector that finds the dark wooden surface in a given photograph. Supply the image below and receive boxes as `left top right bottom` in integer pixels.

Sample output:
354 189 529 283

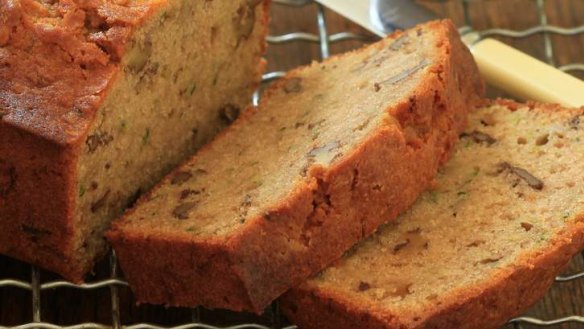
2 1 584 328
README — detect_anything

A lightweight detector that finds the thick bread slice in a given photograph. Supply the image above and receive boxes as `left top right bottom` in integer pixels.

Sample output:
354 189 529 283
0 0 269 281
281 101 584 329
107 20 483 313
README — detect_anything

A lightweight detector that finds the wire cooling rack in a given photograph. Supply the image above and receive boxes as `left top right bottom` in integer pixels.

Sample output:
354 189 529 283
2 0 584 328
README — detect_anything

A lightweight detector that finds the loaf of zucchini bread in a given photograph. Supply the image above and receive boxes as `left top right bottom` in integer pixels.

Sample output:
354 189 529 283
108 20 483 313
281 101 584 329
0 0 270 282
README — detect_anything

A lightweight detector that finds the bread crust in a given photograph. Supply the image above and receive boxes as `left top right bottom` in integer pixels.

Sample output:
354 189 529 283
281 218 584 329
280 101 584 329
0 126 83 278
108 20 484 313
0 0 161 144
0 0 270 281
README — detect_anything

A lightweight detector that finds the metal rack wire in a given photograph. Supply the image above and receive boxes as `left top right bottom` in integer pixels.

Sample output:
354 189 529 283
1 0 584 328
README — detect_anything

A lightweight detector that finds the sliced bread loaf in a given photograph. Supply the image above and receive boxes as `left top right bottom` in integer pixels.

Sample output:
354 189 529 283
107 20 483 313
281 100 584 329
0 0 269 282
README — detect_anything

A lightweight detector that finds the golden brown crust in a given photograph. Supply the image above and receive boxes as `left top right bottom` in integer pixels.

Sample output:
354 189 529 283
108 20 484 313
415 220 584 329
0 0 161 144
113 231 255 310
281 284 397 329
0 125 84 279
281 220 584 329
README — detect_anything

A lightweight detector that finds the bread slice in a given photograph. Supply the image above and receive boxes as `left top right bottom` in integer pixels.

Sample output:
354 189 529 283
281 100 584 329
107 20 483 313
0 0 269 282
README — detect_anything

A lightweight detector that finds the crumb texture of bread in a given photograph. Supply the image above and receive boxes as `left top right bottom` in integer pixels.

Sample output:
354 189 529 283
280 101 584 329
108 20 483 313
0 0 270 281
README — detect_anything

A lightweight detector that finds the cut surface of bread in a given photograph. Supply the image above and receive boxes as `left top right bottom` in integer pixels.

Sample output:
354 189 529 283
108 20 483 313
0 0 269 281
281 101 584 329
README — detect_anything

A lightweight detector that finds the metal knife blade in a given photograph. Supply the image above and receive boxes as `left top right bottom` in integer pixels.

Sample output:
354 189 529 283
370 0 479 46
370 0 440 34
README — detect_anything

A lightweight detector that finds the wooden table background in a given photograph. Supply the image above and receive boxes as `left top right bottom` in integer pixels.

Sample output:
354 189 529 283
2 1 584 328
